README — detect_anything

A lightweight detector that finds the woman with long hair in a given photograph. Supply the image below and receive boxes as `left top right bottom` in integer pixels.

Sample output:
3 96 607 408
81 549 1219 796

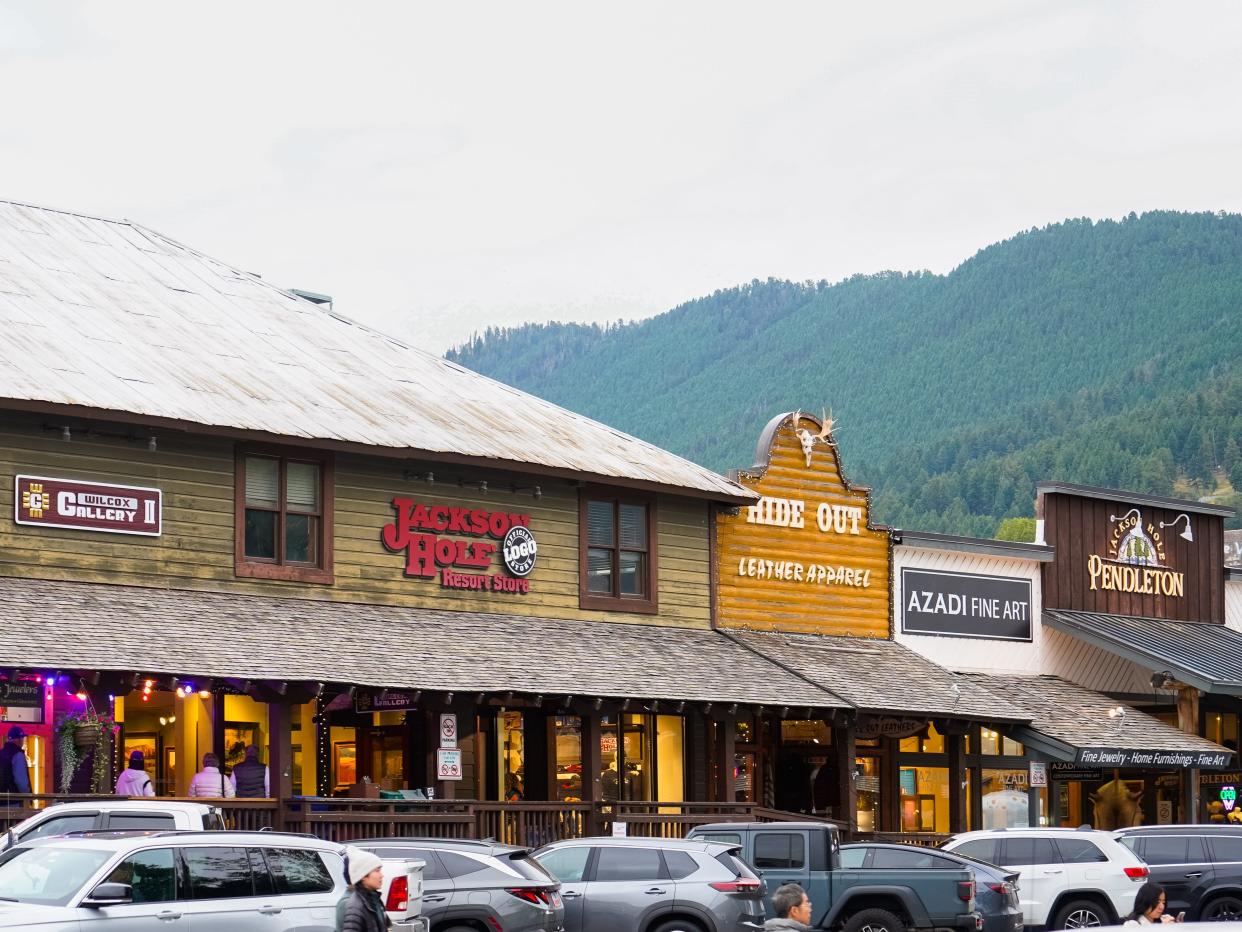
1124 882 1177 926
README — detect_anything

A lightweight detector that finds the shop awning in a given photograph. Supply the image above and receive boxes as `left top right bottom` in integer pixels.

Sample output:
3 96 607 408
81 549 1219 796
970 673 1234 769
0 576 846 709
1044 609 1242 696
723 629 1026 722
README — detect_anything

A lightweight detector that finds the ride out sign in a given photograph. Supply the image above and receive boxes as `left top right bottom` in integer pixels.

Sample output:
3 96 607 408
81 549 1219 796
380 498 536 595
15 475 161 536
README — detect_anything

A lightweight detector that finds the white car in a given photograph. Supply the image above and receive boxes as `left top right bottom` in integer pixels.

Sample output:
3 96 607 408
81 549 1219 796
943 828 1149 930
4 800 227 845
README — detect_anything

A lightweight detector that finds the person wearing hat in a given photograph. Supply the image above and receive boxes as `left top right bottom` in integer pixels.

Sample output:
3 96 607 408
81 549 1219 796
115 750 155 796
0 725 31 798
335 846 390 932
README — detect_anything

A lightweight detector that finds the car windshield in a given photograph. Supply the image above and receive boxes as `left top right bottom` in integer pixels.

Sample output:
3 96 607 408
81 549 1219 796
0 844 114 906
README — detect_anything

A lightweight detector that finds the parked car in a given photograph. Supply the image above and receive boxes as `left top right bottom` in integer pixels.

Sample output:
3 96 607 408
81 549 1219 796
534 835 765 932
1115 824 1242 922
0 829 424 930
3 800 227 846
687 821 980 932
942 828 1149 929
351 836 564 932
841 843 1022 932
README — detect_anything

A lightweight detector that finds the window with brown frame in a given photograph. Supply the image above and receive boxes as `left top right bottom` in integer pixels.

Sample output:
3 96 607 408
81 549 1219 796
234 447 334 584
579 491 657 613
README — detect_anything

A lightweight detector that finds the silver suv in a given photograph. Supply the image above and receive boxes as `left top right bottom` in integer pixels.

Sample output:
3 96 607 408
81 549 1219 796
534 836 765 932
0 830 419 930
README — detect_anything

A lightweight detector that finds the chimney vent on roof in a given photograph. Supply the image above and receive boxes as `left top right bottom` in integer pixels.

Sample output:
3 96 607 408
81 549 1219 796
290 288 333 309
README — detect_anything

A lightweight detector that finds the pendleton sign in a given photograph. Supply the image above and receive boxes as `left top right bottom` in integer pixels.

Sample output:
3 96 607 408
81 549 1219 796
1039 484 1229 624
716 410 890 637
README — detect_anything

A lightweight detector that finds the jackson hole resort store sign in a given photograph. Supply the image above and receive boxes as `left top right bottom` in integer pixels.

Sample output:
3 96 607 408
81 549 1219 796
901 568 1032 641
716 411 890 637
15 474 162 536
1087 510 1185 597
381 499 537 595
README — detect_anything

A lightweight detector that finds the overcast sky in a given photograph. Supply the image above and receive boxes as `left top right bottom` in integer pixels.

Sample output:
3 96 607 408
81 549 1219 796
4 2 1242 352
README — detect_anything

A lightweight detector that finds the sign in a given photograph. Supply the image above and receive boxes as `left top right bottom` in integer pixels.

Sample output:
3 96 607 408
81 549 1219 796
1075 747 1233 769
716 411 891 637
355 690 421 713
901 568 1032 641
856 715 926 740
0 680 44 709
1158 800 1174 825
436 748 463 781
15 475 161 536
611 821 628 837
1029 762 1048 788
381 499 535 595
1039 487 1228 623
440 713 458 749
1051 763 1103 781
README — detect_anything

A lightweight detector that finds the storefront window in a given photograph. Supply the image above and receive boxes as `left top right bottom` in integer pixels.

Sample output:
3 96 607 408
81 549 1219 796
622 713 652 800
1205 712 1239 749
500 711 524 800
900 721 944 754
856 755 882 832
554 716 583 801
981 768 1030 828
656 715 684 802
979 727 1024 757
900 766 950 833
600 716 620 800
735 752 756 802
780 719 831 745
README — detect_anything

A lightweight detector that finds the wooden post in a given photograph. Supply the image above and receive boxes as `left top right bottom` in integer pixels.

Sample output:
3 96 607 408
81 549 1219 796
267 700 292 830
835 720 858 837
717 716 736 802
948 733 967 833
212 693 226 770
583 713 602 834
1177 685 1201 823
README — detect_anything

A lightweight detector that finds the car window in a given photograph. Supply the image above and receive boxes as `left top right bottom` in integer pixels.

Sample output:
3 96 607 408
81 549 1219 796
537 846 591 883
437 851 489 878
1001 838 1060 865
263 848 334 894
754 833 806 870
19 813 98 840
840 847 868 869
952 839 997 864
362 848 448 882
1055 838 1108 863
183 846 256 899
107 848 178 903
1134 836 1195 866
664 851 699 880
873 847 953 869
0 844 113 906
106 814 178 832
594 846 666 882
1207 836 1242 863
249 849 275 896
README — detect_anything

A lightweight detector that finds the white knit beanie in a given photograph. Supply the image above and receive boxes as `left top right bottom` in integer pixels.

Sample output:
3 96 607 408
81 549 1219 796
345 847 383 886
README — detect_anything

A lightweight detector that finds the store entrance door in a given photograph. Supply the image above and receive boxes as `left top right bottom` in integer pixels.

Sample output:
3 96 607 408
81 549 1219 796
360 725 409 790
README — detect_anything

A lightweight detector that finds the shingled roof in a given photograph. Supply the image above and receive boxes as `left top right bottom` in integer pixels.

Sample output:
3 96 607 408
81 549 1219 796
0 576 845 708
0 200 749 502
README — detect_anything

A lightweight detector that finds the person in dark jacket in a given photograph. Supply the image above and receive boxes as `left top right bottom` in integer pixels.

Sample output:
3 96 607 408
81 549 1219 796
230 745 269 797
336 847 390 932
0 726 31 798
766 882 813 930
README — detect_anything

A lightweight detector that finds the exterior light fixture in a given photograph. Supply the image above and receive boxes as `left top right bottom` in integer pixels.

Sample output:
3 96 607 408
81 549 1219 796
1109 508 1141 525
1159 513 1194 542
61 426 71 442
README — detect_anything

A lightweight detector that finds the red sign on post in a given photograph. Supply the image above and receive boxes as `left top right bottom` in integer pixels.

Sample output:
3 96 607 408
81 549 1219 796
15 475 162 537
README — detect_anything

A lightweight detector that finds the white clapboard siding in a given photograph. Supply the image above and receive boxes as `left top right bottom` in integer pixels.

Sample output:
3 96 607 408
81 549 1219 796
1227 579 1242 633
893 546 1044 674
1042 627 1157 696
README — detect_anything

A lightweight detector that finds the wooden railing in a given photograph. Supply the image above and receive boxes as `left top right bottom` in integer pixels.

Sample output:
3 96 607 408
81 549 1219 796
0 793 847 846
857 831 953 848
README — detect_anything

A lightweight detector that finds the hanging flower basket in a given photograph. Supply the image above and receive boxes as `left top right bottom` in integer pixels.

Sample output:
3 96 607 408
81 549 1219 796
72 722 103 749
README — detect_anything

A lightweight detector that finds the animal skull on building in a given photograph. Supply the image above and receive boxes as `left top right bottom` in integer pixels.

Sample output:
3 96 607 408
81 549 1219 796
792 409 835 468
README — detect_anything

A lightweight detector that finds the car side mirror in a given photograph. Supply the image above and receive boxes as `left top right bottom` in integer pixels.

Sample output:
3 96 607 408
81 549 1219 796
82 882 133 907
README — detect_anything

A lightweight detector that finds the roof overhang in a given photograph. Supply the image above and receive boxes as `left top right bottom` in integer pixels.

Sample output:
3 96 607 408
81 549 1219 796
895 530 1054 562
1036 482 1236 518
1043 610 1242 696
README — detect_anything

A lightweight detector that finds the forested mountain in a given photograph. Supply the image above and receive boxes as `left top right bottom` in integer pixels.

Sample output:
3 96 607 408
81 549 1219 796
447 212 1242 534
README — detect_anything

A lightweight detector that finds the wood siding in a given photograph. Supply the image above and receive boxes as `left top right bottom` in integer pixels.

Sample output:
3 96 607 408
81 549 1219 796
1040 491 1225 623
0 413 711 627
715 413 890 637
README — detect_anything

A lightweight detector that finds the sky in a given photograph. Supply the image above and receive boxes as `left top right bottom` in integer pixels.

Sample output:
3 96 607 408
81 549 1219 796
4 2 1242 353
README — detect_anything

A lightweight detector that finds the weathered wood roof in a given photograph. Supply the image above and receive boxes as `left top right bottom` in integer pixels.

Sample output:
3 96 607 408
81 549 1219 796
0 200 751 501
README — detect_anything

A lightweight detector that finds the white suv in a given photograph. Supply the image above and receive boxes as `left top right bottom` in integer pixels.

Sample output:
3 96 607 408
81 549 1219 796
943 829 1149 929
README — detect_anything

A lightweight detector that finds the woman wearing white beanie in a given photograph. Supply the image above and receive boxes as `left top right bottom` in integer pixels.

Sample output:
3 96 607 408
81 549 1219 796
335 846 390 932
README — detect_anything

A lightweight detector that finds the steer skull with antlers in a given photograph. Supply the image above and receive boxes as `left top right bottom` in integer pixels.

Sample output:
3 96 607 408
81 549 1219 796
792 409 836 467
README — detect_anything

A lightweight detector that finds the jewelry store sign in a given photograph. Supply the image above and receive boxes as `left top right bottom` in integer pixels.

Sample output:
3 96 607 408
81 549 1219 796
15 475 161 536
901 568 1032 641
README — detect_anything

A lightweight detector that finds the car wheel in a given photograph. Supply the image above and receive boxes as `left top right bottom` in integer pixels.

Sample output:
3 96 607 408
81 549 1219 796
1201 896 1242 922
1050 899 1108 929
651 921 705 932
843 907 907 932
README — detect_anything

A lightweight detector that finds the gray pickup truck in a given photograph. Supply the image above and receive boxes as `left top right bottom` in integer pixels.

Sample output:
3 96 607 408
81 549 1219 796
687 823 981 932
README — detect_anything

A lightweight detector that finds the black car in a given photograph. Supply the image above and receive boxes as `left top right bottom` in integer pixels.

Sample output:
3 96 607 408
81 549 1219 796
841 843 1022 932
1116 825 1242 922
